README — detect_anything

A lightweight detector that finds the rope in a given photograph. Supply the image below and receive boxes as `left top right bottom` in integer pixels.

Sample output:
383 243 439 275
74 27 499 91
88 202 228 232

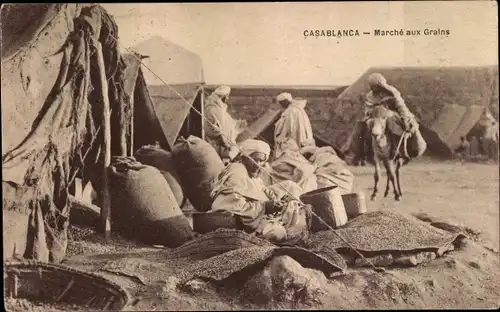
103 32 386 274
392 132 406 162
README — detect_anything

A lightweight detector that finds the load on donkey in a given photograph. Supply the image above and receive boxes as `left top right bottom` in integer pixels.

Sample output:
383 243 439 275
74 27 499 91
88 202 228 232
2 4 136 262
345 73 427 201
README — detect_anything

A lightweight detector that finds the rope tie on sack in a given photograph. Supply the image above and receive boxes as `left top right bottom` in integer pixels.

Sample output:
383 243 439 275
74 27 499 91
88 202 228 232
105 32 387 274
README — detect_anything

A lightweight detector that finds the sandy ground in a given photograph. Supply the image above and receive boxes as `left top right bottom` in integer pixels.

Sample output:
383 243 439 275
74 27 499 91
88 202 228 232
7 158 499 310
132 158 500 310
351 157 499 252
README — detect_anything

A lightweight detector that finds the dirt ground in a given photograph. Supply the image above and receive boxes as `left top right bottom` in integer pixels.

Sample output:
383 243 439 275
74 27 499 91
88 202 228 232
133 158 500 310
7 158 499 311
351 157 499 252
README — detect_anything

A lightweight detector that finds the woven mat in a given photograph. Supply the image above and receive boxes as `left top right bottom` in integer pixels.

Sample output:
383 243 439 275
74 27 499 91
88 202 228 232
64 229 345 286
176 245 346 283
308 211 466 254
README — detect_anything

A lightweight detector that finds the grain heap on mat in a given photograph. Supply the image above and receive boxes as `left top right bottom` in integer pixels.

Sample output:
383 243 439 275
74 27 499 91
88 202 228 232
175 245 346 283
309 211 466 254
63 228 346 287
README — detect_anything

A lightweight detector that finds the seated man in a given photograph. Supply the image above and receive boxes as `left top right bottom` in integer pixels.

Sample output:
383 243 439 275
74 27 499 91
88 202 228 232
210 139 311 244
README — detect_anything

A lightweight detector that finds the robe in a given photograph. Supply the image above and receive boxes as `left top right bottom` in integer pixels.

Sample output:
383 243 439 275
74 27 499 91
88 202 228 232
274 100 314 160
210 162 311 243
204 93 240 158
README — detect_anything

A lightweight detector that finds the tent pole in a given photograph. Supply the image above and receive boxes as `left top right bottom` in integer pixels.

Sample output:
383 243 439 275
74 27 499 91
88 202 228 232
129 94 134 156
200 87 205 140
96 42 112 241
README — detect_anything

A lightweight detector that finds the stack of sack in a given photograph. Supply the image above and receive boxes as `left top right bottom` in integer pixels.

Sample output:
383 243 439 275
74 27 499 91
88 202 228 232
267 139 354 195
172 136 225 212
134 144 185 207
108 156 193 248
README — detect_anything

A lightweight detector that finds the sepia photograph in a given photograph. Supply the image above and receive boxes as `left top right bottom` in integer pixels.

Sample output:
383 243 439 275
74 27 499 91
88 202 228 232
1 1 498 310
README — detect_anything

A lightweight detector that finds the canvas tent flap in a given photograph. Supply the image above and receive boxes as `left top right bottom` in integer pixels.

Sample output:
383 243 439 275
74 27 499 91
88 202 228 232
122 53 143 99
149 84 202 148
1 4 83 155
132 69 170 150
1 4 75 61
447 105 484 148
430 104 485 150
237 108 283 143
430 104 467 144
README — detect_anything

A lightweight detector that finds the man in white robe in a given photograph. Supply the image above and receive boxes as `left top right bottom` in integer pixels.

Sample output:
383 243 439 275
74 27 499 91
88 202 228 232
210 139 311 244
204 85 244 160
274 93 315 160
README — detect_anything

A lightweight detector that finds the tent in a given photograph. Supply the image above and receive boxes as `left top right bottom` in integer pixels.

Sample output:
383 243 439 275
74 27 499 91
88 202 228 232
2 4 139 262
129 36 206 148
148 84 205 149
131 35 204 85
335 66 499 158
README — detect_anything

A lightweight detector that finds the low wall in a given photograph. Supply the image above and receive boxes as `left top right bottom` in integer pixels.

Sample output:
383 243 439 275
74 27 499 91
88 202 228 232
205 86 348 141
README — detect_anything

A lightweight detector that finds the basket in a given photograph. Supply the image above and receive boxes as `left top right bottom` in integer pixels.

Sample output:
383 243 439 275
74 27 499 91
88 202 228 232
341 192 367 219
192 211 242 234
3 260 132 311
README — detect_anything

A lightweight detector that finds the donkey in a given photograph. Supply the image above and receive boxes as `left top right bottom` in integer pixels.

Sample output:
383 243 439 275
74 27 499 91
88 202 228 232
365 105 408 201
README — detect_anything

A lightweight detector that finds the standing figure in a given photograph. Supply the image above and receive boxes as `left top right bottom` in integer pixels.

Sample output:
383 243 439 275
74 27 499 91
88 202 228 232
204 85 241 161
274 92 315 160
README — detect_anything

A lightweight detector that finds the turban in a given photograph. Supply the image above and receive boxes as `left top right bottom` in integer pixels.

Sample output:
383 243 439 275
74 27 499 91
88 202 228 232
367 73 388 88
213 85 231 97
239 139 271 160
366 73 400 104
277 92 293 103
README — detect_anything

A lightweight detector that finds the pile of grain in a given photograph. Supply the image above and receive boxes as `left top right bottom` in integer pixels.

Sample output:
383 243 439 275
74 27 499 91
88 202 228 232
4 298 82 312
66 225 145 257
309 211 465 254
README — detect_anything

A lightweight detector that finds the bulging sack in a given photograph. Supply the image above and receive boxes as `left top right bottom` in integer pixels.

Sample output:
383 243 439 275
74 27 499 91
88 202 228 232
134 145 185 207
172 136 224 212
109 157 193 247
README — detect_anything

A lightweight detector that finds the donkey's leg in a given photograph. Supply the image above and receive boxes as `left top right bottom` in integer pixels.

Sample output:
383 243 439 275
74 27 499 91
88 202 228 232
387 160 400 201
396 159 403 198
371 160 380 200
383 168 390 198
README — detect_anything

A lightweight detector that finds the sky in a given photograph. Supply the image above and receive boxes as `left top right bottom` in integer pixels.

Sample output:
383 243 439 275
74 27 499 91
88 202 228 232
101 2 498 86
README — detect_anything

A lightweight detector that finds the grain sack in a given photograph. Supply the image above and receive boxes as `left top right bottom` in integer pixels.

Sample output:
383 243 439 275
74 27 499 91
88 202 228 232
134 145 185 207
172 136 224 212
300 186 348 232
270 147 318 194
308 146 354 194
406 129 427 158
108 156 193 247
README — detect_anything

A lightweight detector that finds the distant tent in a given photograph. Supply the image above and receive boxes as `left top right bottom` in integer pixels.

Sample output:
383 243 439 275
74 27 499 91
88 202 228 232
334 66 499 158
130 35 204 85
129 37 206 148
